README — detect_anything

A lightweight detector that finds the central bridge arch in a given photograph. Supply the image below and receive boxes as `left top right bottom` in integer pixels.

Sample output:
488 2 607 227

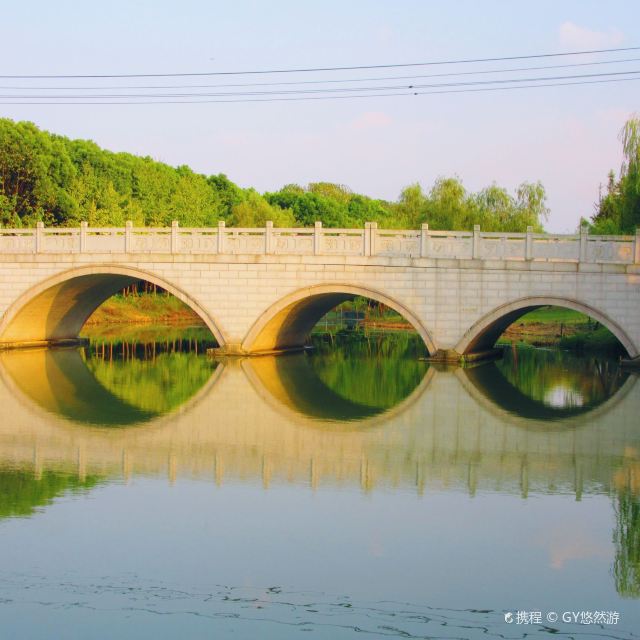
242 284 437 355
0 265 226 348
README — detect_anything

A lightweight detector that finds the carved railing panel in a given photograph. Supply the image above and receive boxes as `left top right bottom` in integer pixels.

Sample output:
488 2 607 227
0 230 35 253
531 236 580 261
587 236 635 264
41 230 79 253
176 230 218 253
131 229 172 253
427 232 473 259
477 234 526 260
375 230 420 257
224 229 267 254
271 229 314 254
321 230 365 255
85 229 126 253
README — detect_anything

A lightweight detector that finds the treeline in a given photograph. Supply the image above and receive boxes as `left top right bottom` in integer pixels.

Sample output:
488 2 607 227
589 116 640 234
1 117 548 231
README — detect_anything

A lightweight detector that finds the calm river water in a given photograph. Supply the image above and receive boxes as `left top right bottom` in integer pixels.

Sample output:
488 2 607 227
0 329 638 639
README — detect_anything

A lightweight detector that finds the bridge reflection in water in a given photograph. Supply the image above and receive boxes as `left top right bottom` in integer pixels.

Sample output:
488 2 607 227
0 346 638 501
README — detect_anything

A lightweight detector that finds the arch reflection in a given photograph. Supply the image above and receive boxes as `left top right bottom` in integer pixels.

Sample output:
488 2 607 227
462 347 630 422
244 335 430 423
0 343 218 426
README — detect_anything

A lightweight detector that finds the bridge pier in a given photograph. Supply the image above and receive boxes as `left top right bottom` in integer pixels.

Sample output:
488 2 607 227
0 338 89 351
427 348 503 365
207 343 307 358
621 356 640 369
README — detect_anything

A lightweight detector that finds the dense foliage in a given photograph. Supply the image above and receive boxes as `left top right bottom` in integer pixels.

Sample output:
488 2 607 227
590 116 640 234
1 117 548 230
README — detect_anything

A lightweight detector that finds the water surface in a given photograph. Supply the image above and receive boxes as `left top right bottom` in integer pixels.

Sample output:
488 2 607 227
0 332 638 639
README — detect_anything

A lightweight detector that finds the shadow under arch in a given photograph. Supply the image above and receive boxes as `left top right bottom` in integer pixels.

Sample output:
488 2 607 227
241 283 437 355
455 296 636 357
240 353 435 428
0 265 226 347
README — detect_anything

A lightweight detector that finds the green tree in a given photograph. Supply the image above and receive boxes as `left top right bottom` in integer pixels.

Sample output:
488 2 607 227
592 115 640 234
396 183 427 228
230 189 295 227
0 117 550 232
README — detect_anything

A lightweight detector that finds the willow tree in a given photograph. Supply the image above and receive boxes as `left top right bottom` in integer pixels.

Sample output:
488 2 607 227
592 115 640 234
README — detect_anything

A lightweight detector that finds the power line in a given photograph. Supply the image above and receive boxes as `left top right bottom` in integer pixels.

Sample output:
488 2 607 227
1 69 638 99
2 56 639 91
1 46 639 79
1 75 637 105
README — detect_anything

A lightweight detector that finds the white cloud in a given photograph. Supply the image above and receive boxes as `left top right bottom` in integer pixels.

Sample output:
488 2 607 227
351 111 393 130
558 21 624 49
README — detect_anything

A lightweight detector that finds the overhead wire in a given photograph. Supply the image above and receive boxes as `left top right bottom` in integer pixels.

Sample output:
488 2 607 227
0 69 638 100
1 56 639 91
1 45 639 79
0 75 638 105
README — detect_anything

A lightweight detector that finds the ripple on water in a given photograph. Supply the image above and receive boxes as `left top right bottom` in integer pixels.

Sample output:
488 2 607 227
0 573 638 639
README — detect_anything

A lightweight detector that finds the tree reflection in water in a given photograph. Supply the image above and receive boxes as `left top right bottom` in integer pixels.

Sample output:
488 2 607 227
464 345 630 420
84 332 218 415
613 450 640 598
307 330 429 411
0 469 101 519
495 346 627 409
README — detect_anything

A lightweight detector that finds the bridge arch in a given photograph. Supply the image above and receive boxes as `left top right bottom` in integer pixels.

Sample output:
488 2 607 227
241 283 437 355
455 296 637 358
0 265 227 347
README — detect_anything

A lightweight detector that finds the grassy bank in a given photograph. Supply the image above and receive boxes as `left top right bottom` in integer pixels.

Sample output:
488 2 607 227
87 294 623 355
85 292 203 326
497 307 623 354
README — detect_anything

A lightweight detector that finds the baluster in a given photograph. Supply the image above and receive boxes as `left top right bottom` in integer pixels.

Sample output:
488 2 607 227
579 225 588 262
265 220 273 254
369 222 378 256
125 221 133 253
472 225 480 259
217 220 225 254
80 221 87 253
314 221 322 255
364 222 371 257
171 220 179 254
35 221 44 253
420 223 430 258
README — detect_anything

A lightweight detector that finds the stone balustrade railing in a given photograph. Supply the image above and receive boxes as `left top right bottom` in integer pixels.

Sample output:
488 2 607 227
0 221 639 264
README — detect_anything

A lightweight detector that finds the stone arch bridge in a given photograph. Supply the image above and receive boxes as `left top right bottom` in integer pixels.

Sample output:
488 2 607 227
0 222 639 362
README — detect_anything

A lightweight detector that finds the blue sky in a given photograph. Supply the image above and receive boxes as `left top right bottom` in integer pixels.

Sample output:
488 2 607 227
1 0 638 231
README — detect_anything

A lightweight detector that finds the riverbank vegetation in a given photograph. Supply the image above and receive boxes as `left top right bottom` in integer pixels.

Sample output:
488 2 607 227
1 117 547 231
314 301 623 355
497 307 624 354
86 286 623 355
85 286 202 326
